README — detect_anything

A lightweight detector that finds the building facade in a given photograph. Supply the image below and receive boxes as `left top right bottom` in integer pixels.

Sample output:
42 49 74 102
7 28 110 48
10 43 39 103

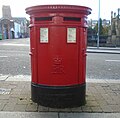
0 5 29 39
109 8 120 46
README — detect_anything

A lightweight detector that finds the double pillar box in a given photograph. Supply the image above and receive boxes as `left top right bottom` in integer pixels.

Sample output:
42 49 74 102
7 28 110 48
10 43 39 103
26 5 91 108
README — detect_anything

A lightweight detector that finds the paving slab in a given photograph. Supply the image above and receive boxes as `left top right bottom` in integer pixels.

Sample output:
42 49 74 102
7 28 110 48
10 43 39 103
0 81 119 113
60 113 120 118
0 112 58 118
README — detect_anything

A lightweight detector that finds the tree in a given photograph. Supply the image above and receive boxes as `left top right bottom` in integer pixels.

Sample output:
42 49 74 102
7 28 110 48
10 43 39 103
87 27 96 36
102 26 110 35
94 18 104 35
26 19 30 27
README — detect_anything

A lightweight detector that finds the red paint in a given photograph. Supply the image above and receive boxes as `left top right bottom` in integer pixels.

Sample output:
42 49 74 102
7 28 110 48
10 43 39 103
26 5 91 86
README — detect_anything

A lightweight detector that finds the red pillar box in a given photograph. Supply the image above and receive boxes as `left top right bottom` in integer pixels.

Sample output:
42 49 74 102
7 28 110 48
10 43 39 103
26 5 91 108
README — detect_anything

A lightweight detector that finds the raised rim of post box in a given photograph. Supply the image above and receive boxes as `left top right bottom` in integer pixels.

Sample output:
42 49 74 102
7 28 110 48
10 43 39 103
25 5 91 15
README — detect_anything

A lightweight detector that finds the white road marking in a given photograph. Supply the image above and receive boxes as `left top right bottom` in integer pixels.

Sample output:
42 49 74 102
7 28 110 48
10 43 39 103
1 43 29 46
105 60 120 62
0 50 28 53
0 56 8 58
6 75 31 81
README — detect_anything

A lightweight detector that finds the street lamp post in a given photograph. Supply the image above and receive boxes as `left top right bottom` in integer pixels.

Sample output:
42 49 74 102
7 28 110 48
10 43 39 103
97 0 100 48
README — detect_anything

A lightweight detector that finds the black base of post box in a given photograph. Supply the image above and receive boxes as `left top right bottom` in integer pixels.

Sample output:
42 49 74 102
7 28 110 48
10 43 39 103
31 82 86 108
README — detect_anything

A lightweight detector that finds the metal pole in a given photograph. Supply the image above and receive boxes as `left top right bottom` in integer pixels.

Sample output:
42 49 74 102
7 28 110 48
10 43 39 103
97 0 100 48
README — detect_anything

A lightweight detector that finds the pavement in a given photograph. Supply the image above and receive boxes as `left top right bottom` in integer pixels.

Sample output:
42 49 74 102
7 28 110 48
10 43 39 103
0 47 120 118
87 47 120 54
0 77 120 117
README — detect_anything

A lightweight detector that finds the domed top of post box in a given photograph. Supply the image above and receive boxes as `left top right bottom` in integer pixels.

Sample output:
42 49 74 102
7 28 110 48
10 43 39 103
26 5 91 16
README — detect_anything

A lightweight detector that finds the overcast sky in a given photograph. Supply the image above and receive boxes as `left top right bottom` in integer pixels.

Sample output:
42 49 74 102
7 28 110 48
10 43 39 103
0 0 120 20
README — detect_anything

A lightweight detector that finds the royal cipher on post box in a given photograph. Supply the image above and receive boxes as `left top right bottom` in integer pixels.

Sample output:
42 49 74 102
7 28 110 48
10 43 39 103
26 5 91 108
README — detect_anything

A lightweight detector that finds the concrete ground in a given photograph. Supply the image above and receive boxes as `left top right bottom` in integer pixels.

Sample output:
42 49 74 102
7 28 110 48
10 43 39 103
0 112 120 118
0 78 120 118
0 79 120 113
87 47 120 54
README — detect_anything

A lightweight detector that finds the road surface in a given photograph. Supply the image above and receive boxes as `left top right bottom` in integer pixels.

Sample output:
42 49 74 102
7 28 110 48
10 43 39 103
0 38 120 80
